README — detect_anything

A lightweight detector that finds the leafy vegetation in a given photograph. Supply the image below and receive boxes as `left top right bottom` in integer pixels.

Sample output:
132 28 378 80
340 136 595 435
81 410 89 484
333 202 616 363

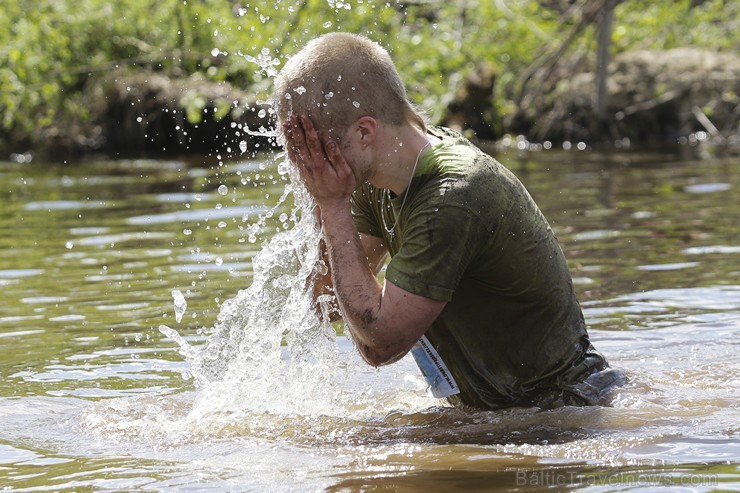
1 0 737 153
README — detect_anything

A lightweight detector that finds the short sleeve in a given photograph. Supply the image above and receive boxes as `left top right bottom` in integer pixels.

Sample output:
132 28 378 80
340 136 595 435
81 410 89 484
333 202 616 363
385 202 484 301
350 183 383 238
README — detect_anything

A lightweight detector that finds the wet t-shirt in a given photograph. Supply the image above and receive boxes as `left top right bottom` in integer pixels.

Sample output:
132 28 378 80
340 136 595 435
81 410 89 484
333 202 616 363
351 127 609 409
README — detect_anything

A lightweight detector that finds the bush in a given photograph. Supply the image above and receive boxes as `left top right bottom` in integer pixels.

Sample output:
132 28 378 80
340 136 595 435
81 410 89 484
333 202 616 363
1 0 736 153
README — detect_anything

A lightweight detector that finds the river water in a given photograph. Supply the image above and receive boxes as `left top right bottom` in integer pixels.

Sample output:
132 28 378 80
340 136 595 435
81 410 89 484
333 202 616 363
0 147 738 491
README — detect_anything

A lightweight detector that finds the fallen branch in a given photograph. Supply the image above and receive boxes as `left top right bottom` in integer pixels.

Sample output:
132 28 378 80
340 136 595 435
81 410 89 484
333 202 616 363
617 89 684 118
692 105 726 143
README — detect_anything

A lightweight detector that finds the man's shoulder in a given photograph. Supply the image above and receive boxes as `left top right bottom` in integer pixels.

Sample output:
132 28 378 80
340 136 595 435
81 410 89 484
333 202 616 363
423 135 517 200
428 126 505 169
429 125 470 143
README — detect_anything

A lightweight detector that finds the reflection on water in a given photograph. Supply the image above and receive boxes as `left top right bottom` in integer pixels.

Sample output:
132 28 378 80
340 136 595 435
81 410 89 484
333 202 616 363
0 150 738 491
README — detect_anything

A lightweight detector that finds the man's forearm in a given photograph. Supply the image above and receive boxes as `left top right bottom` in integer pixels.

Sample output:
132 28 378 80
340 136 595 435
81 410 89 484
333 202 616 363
319 201 386 351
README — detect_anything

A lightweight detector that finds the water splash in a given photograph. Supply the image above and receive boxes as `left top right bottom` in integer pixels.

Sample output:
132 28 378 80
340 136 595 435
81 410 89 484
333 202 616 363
155 155 386 436
237 47 281 78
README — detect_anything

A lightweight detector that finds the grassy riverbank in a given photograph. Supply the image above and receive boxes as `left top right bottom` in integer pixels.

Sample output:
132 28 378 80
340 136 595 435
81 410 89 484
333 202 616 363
1 0 737 157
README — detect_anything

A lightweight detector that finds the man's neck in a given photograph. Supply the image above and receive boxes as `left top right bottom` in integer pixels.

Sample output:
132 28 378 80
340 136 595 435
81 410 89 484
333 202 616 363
369 124 437 196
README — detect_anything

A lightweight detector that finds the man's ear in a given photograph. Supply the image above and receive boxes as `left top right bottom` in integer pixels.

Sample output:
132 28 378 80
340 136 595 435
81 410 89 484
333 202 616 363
356 116 378 148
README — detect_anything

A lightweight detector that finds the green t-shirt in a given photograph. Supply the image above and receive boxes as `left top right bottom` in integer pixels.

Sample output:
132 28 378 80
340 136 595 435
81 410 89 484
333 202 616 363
351 127 608 409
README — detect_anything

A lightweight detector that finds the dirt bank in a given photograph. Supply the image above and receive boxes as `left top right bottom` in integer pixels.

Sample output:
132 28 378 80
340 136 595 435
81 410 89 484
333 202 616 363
443 48 739 150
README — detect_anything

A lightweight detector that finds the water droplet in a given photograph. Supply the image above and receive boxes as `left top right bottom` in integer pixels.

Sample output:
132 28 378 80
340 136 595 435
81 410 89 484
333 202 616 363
239 140 248 154
183 228 193 235
295 86 306 95
65 241 74 249
218 221 227 228
323 21 333 28
352 101 360 108
218 184 228 195
215 257 224 266
136 117 143 123
172 289 187 323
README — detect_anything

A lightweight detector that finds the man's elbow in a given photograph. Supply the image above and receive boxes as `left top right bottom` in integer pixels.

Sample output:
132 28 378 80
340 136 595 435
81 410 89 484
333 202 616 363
360 348 388 367
358 343 406 367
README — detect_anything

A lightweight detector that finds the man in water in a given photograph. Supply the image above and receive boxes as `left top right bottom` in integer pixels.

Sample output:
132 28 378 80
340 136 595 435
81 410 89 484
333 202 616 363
274 32 623 410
